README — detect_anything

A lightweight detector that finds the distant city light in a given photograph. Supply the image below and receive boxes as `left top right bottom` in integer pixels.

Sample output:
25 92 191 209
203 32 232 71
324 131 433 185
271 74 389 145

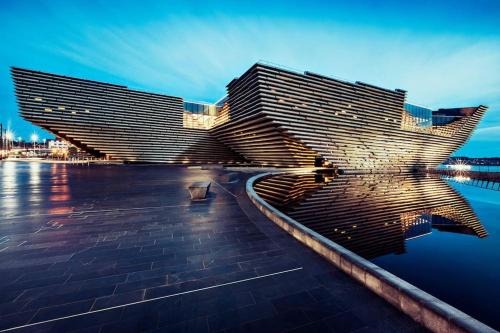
31 133 39 142
5 131 14 140
448 161 471 171
453 175 471 183
17 136 22 142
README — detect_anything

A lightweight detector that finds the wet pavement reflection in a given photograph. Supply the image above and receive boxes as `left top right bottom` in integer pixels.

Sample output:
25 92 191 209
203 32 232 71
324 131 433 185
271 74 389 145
0 162 430 333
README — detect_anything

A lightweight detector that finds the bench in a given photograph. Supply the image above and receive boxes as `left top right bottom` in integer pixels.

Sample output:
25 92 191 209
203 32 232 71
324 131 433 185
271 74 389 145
188 181 211 200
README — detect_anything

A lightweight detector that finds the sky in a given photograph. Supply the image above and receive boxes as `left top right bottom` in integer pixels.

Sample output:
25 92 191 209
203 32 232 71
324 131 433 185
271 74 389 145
0 0 499 157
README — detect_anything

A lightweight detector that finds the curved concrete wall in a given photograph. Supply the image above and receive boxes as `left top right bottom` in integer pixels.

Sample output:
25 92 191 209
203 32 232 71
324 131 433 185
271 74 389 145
246 171 497 333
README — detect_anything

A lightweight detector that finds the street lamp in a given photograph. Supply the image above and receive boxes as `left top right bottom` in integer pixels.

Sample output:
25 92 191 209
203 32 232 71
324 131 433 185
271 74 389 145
5 131 13 151
31 133 38 155
17 137 22 149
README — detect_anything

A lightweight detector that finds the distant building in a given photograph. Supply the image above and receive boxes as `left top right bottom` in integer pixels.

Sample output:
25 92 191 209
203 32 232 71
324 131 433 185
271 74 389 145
48 139 69 150
48 139 70 158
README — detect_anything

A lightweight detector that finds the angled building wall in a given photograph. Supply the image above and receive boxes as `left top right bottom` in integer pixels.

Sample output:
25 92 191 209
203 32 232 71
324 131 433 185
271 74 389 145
212 63 487 171
12 67 244 164
12 64 486 170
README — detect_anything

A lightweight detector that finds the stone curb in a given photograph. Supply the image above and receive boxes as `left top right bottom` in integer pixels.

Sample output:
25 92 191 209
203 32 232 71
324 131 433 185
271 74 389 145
246 171 498 333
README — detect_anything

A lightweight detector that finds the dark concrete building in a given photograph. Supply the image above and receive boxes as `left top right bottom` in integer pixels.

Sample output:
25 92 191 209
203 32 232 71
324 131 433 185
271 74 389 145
12 63 487 171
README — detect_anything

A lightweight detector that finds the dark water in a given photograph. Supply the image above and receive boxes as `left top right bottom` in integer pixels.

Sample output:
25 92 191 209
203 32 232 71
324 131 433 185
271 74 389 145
254 171 500 330
372 181 500 330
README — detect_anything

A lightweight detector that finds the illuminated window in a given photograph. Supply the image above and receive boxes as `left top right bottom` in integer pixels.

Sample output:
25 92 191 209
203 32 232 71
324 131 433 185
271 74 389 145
34 97 43 101
183 112 217 129
44 108 52 112
58 106 65 110
183 101 219 129
71 111 77 115
85 109 90 113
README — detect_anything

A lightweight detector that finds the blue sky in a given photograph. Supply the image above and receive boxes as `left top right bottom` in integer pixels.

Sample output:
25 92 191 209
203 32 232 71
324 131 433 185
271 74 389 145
1 0 499 156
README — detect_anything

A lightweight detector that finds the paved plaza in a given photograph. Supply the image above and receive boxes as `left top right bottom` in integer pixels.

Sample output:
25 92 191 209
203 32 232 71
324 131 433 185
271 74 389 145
0 162 428 333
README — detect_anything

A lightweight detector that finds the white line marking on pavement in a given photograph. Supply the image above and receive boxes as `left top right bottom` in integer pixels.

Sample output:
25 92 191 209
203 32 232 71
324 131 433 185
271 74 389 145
0 267 303 332
2 202 232 221
212 179 237 197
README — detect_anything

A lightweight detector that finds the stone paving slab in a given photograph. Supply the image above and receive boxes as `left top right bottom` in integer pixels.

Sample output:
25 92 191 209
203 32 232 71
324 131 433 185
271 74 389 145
0 162 429 333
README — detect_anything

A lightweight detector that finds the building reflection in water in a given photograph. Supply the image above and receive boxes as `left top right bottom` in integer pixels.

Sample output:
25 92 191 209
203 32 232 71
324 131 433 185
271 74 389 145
28 161 42 207
1 162 19 217
254 171 487 259
48 163 72 215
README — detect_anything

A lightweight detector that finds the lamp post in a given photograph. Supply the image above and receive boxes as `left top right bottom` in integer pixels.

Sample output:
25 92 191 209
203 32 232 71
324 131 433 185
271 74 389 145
17 137 22 149
31 133 38 156
5 131 13 151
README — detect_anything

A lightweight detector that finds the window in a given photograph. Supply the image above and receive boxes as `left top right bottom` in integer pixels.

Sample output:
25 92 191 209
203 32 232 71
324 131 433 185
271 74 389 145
183 101 219 129
403 103 432 127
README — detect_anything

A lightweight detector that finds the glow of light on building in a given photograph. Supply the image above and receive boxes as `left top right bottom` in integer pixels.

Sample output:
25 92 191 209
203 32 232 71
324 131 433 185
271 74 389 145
453 175 471 183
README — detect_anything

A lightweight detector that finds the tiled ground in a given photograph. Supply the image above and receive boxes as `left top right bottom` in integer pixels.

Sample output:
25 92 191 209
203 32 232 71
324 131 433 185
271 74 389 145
0 162 428 333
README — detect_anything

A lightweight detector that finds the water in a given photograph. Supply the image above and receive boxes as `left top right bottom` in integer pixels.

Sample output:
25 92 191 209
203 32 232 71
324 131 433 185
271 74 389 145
372 182 500 330
254 171 500 330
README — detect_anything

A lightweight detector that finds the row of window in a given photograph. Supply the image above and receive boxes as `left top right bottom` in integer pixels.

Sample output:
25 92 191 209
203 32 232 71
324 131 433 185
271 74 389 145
404 103 462 127
182 112 217 129
183 102 219 116
34 97 91 115
404 103 432 127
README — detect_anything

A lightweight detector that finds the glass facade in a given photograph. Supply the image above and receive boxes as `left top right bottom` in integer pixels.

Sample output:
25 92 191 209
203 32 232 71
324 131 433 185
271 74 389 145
183 102 219 116
404 103 464 128
404 103 432 127
403 214 432 240
183 101 219 129
432 115 462 126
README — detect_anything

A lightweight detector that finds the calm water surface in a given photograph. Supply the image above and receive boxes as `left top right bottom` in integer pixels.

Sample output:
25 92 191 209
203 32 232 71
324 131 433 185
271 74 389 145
372 182 500 330
255 171 500 330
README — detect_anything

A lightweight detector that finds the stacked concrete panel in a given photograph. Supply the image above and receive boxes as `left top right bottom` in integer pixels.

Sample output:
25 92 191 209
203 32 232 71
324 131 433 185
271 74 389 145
211 63 487 171
12 67 244 164
12 63 487 170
